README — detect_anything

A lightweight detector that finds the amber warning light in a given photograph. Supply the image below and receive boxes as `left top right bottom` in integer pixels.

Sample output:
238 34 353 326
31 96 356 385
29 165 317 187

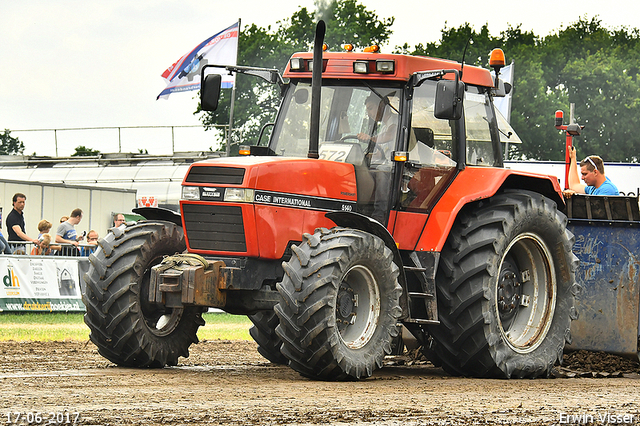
489 48 506 68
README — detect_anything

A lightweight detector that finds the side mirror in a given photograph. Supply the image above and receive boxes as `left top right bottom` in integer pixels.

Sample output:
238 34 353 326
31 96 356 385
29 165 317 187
434 79 464 120
201 73 222 111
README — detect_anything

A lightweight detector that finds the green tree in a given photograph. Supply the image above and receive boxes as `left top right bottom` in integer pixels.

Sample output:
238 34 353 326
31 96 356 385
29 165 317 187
0 129 25 155
401 16 640 161
197 0 394 155
72 145 101 157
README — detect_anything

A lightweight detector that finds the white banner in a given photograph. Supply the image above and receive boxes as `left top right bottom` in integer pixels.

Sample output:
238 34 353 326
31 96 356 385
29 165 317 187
157 22 239 99
0 256 85 312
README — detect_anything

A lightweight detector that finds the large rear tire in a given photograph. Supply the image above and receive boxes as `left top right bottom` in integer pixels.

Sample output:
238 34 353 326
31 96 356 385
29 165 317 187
82 221 205 367
425 190 579 378
274 227 402 380
248 311 288 364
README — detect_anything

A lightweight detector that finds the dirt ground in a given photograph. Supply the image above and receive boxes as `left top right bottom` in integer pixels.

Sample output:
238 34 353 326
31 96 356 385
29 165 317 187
1 340 639 426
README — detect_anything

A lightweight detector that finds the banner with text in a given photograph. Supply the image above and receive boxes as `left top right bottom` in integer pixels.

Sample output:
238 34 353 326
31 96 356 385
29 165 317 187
0 256 85 312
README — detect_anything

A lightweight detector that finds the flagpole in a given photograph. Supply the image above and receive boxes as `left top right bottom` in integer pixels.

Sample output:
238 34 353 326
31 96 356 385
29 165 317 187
226 18 241 157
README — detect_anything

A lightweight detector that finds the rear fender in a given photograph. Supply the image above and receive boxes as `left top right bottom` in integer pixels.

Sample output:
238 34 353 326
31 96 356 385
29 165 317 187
415 167 564 252
325 211 409 319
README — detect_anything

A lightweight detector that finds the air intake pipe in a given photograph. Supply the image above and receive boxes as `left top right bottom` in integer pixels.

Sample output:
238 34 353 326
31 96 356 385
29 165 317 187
308 20 325 159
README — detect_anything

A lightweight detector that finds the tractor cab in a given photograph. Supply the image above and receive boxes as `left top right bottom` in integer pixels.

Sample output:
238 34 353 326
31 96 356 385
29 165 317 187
201 47 519 225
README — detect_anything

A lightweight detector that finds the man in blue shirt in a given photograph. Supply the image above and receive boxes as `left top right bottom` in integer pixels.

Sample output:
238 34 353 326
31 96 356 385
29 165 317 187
564 147 619 196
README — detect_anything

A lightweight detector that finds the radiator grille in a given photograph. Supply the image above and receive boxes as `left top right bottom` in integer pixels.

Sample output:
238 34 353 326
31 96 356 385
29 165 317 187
184 166 245 185
182 204 246 252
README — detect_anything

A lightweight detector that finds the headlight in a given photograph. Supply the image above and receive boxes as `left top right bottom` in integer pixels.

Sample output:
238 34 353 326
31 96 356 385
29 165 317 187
353 61 368 74
224 188 254 203
182 186 200 200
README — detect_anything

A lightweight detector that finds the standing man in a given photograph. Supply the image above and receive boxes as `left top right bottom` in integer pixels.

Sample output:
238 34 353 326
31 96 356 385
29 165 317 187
6 193 39 253
565 146 619 196
56 208 84 255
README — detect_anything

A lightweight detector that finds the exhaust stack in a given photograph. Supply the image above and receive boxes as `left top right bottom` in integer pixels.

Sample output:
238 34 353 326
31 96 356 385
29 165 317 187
308 20 326 159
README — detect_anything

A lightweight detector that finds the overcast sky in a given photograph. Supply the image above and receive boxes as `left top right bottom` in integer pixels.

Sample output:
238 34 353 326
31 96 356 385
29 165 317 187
1 0 637 157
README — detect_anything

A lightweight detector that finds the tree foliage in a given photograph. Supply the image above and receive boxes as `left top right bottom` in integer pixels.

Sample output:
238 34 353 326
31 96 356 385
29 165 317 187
199 9 639 161
401 16 640 162
0 129 25 155
72 145 101 157
197 0 393 154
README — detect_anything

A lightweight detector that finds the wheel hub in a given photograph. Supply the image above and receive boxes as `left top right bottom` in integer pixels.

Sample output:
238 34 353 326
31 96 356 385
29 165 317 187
337 285 356 324
497 264 521 319
335 265 380 350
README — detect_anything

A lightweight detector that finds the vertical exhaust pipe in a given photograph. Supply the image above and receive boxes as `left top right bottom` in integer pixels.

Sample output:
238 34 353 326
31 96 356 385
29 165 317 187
308 20 326 159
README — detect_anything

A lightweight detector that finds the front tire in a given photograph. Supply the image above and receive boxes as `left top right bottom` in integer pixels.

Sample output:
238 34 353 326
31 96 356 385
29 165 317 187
274 227 402 380
425 190 579 378
82 221 205 367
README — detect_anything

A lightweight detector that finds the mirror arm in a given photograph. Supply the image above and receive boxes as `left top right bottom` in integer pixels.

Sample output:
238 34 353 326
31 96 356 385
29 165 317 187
201 64 284 89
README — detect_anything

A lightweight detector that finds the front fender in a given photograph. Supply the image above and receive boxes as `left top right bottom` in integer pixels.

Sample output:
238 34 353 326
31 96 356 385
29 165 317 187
133 207 182 228
325 211 408 320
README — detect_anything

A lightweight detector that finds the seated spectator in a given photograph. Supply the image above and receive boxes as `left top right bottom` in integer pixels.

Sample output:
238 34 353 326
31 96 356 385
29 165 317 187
59 216 69 223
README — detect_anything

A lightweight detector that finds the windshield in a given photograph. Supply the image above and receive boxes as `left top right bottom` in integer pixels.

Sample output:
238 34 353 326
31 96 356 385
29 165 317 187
270 82 402 165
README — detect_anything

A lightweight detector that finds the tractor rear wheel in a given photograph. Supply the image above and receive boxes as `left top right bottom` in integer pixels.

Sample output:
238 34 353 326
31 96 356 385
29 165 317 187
248 311 288 364
82 221 204 367
425 190 579 378
275 227 402 380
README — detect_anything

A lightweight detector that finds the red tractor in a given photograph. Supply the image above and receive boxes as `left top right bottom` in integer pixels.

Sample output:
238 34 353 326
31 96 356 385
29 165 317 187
83 22 577 380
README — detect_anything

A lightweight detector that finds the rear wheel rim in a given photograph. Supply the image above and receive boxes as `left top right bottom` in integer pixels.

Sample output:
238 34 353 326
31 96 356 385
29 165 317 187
336 265 381 350
496 233 556 353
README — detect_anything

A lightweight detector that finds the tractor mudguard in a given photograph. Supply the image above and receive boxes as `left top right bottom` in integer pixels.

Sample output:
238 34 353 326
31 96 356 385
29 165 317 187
133 206 182 228
414 167 564 252
326 210 409 319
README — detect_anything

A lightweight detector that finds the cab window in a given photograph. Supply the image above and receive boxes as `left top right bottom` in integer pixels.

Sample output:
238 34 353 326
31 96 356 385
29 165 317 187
465 87 498 166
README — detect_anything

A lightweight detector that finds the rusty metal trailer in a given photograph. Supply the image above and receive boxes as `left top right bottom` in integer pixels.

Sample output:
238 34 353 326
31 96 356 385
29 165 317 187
566 194 640 360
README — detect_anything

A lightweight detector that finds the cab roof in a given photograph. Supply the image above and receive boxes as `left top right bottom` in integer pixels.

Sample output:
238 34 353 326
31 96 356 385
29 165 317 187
283 51 495 88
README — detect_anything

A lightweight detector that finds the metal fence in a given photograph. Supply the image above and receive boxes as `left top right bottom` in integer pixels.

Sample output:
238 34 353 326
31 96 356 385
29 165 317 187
11 124 229 157
6 240 98 257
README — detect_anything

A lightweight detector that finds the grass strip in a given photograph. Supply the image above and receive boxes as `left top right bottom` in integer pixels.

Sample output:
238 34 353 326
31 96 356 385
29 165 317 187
0 312 252 342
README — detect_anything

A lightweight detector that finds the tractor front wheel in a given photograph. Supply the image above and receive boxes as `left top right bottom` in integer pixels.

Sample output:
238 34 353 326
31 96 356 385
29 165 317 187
248 311 288 364
82 221 204 367
275 227 402 380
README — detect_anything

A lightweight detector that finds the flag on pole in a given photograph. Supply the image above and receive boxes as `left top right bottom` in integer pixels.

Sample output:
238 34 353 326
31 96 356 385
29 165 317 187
157 22 239 100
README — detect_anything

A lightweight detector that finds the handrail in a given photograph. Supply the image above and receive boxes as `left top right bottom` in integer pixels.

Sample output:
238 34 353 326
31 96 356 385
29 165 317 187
5 240 97 257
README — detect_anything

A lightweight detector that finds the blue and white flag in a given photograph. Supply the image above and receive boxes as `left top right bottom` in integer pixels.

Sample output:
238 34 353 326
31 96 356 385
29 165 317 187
157 22 239 100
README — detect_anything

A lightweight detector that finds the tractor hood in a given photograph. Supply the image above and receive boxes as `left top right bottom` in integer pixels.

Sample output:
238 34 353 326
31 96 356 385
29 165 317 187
182 156 358 203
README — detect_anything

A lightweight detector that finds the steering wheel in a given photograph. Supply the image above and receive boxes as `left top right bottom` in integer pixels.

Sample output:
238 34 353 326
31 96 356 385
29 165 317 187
339 134 361 143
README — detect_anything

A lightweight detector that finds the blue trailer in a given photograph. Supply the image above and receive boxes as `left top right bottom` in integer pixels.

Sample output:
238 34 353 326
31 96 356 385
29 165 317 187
565 194 640 360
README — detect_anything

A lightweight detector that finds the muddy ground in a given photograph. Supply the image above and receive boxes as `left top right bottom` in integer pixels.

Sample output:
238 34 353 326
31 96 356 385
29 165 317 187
1 340 639 426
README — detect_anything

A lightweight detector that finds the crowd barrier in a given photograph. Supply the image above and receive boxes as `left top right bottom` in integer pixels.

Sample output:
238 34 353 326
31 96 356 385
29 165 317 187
0 241 94 312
